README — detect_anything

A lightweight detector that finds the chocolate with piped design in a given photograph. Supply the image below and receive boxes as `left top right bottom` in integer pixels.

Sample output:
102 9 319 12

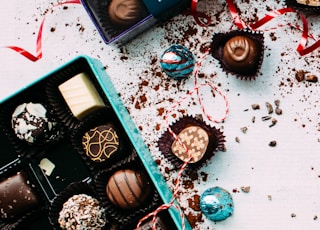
171 126 209 163
82 124 120 162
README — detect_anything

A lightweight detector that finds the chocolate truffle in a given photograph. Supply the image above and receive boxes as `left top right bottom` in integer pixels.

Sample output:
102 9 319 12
106 169 151 209
0 172 39 219
58 73 105 120
223 35 260 75
11 102 58 144
171 126 209 163
296 0 320 6
58 194 106 230
82 124 120 162
108 0 146 27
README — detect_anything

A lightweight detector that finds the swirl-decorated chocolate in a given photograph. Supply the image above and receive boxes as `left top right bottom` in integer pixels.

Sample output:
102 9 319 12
223 35 260 75
160 44 195 80
82 124 119 162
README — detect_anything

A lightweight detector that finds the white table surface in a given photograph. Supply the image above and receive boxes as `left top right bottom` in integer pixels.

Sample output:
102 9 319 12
0 1 320 229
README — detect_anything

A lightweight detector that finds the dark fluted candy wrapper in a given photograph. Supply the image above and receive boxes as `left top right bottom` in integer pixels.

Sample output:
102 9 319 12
210 29 264 80
157 115 225 171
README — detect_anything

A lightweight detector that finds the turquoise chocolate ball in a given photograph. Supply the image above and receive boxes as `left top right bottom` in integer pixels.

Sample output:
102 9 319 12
200 186 234 221
160 44 195 80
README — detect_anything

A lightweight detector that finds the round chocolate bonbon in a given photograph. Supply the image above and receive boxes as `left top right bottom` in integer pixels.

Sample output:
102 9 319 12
82 124 120 162
160 44 195 80
200 186 234 221
108 0 145 27
11 102 57 143
223 35 260 75
106 169 151 209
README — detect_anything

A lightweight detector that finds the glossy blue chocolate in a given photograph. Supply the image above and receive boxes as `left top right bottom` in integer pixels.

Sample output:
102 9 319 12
160 44 195 80
200 186 234 221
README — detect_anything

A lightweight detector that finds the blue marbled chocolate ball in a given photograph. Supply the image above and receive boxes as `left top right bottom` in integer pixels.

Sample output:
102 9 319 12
200 186 234 221
160 44 195 80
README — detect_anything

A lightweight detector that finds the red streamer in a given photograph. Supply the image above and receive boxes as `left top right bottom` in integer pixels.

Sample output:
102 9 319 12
225 0 320 55
191 0 212 27
3 0 81 62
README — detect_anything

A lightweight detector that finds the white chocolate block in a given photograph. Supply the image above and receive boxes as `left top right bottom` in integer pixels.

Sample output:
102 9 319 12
58 73 105 120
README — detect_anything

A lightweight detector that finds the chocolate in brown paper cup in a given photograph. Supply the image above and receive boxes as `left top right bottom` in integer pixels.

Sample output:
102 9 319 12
48 181 109 230
0 86 65 157
46 60 110 131
94 162 161 229
285 0 320 12
210 29 264 80
93 0 149 41
0 159 48 229
71 108 137 173
157 115 225 171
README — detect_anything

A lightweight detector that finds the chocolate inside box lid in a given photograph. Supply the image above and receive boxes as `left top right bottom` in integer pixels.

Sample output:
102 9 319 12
80 0 189 44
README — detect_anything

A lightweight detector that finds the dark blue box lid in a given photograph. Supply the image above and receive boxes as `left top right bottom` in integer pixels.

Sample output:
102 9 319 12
143 0 188 17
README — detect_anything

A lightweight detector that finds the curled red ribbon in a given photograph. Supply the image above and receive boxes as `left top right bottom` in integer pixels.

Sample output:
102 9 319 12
191 0 212 27
3 0 81 62
225 0 320 56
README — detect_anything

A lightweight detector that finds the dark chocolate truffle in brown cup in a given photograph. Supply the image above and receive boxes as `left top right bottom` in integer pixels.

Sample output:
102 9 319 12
157 115 225 171
108 0 147 28
210 29 264 80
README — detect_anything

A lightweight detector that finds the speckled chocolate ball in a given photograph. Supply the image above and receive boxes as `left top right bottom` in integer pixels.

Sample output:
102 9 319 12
200 186 234 221
160 44 195 80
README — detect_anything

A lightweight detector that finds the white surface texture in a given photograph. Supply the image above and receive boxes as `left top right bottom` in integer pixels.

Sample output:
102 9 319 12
0 1 320 229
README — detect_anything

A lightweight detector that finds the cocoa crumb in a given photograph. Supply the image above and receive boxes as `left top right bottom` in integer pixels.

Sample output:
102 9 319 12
291 213 296 218
241 186 251 193
269 118 277 127
241 127 248 134
306 75 318 83
295 70 305 82
235 136 240 143
251 104 260 110
269 140 277 147
262 116 272 121
275 107 283 115
265 102 273 114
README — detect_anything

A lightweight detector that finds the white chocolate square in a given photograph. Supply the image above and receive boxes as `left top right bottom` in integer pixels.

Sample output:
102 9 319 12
58 73 105 120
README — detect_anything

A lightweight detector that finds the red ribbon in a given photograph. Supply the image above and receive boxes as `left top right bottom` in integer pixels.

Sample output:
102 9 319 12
225 0 320 56
3 0 81 62
191 0 212 27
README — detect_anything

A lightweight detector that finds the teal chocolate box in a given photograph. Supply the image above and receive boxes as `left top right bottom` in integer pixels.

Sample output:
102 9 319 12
0 56 191 230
